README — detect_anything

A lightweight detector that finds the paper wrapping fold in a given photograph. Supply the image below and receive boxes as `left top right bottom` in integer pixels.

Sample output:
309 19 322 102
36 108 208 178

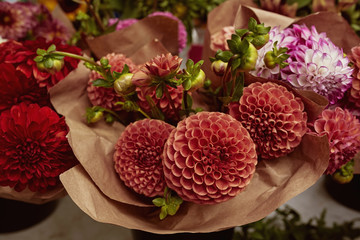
50 21 330 232
202 0 360 89
86 16 179 59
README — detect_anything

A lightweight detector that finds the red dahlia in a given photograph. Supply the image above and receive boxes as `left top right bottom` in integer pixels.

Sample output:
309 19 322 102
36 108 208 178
163 112 258 204
0 38 81 89
229 82 308 160
113 119 174 197
0 63 50 113
0 103 77 192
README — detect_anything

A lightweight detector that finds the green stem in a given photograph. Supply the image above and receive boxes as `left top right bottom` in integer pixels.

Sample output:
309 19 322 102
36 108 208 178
103 109 122 121
183 90 189 117
85 0 106 32
221 58 233 98
52 51 98 66
137 108 151 119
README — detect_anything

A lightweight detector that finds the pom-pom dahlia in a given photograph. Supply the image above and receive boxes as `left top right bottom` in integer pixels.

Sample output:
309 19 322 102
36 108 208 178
280 24 353 104
87 53 138 111
0 63 49 113
229 82 307 160
113 119 174 197
163 112 258 204
0 103 77 192
312 107 360 175
147 12 187 53
348 45 360 108
210 26 235 52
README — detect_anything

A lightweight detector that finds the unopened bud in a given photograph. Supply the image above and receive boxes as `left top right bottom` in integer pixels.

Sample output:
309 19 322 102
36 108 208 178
89 111 103 123
264 51 277 69
252 33 269 50
114 73 135 96
211 60 228 76
189 69 205 91
36 59 64 74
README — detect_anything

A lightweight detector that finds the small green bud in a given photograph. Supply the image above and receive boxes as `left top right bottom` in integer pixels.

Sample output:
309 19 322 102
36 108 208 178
89 111 103 123
204 79 212 89
211 60 228 76
189 69 206 91
239 42 258 72
113 73 135 96
264 51 277 69
36 58 64 74
252 33 269 49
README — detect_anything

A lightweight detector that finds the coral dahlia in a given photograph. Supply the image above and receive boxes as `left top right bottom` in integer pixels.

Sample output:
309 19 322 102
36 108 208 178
113 119 174 197
0 103 77 192
312 107 360 175
87 53 138 111
163 112 258 204
210 26 235 52
229 82 307 160
348 45 360 109
0 63 49 113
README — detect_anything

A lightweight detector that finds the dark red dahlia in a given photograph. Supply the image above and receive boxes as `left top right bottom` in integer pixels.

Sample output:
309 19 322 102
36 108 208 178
1 38 81 89
0 63 50 113
113 119 174 197
0 103 77 192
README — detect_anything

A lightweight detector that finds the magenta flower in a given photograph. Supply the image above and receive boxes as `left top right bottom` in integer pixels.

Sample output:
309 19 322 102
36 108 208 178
312 107 360 174
229 82 308 160
163 112 258 204
108 18 138 31
113 119 174 197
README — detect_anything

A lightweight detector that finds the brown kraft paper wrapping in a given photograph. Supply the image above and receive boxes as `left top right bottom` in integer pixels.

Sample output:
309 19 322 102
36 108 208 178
50 5 331 233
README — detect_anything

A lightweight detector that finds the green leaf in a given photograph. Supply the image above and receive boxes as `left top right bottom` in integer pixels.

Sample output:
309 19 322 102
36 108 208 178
186 59 194 70
44 58 54 69
121 64 129 74
152 198 166 207
92 78 113 88
47 44 56 53
183 79 192 91
159 206 168 220
238 39 250 54
36 49 47 56
227 39 238 53
112 71 121 79
33 56 43 63
231 74 244 102
235 29 249 37
248 17 258 31
84 62 97 71
231 57 241 70
104 113 115 123
100 57 109 66
216 51 233 62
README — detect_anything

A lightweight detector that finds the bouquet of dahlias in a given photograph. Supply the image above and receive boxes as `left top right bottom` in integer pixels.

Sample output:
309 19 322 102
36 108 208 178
40 2 356 233
0 37 81 204
203 0 360 185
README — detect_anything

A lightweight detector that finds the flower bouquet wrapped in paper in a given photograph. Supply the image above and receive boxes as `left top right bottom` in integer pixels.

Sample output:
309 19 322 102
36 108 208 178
42 0 360 234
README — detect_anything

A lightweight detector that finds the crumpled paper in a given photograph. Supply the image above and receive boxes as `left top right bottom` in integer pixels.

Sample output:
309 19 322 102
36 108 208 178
50 2 332 233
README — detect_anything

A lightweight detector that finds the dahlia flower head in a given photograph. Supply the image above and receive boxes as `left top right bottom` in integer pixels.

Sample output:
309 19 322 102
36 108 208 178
0 103 77 192
347 45 360 109
87 53 139 111
133 53 184 120
108 18 139 31
229 81 308 160
0 38 81 89
113 119 174 197
163 111 258 204
210 26 235 52
312 107 360 174
0 1 37 40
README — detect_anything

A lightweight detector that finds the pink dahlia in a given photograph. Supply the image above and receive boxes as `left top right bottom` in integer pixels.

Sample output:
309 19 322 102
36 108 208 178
136 85 184 121
210 26 235 52
113 119 174 197
0 1 37 40
229 82 308 160
87 53 138 111
280 24 353 104
147 12 187 52
348 45 360 109
312 107 360 175
1 38 81 89
108 18 138 31
163 112 258 204
0 103 77 192
0 63 50 113
132 53 182 91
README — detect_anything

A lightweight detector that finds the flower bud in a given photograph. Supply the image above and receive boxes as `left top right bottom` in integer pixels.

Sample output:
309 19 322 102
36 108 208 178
211 60 228 76
332 171 353 184
89 111 103 123
264 51 277 69
114 73 135 96
239 43 258 72
252 33 269 50
36 59 65 74
189 69 205 91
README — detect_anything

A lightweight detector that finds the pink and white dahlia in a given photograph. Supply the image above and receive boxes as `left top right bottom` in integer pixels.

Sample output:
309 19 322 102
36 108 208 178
163 112 258 204
113 119 174 197
280 25 353 104
87 53 138 111
229 82 308 160
312 107 360 174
